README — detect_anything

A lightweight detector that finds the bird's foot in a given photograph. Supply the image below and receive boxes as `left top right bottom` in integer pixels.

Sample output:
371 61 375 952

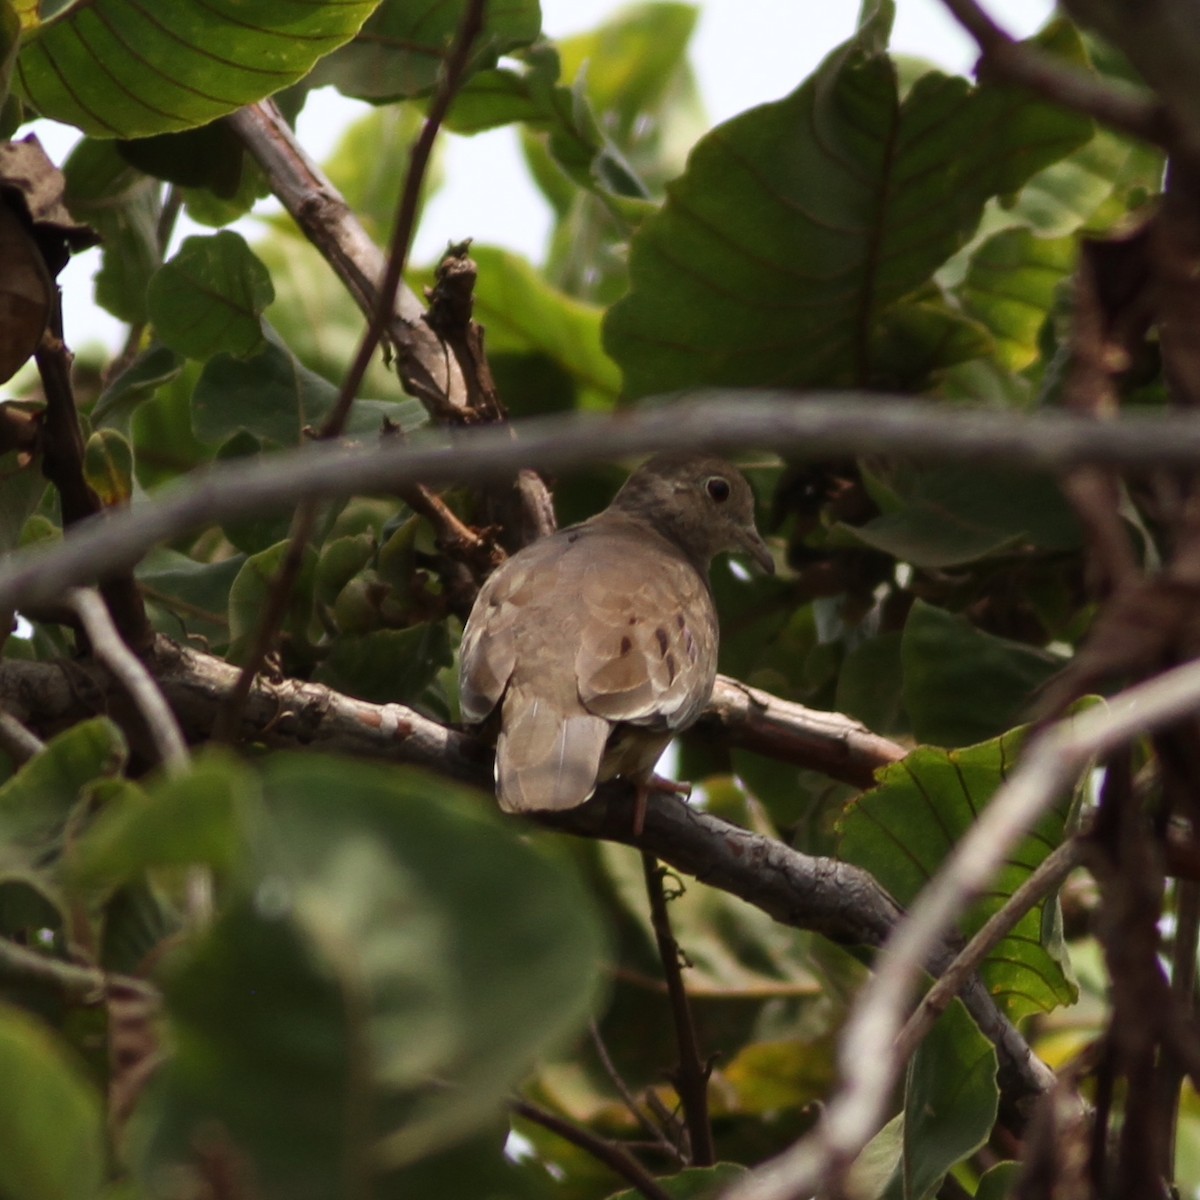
632 775 692 836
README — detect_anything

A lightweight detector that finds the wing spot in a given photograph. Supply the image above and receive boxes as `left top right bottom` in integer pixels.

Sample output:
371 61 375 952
628 615 639 625
620 636 633 655
676 613 686 629
655 627 670 656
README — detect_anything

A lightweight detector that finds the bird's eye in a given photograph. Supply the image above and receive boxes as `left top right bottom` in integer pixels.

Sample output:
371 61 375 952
706 476 731 503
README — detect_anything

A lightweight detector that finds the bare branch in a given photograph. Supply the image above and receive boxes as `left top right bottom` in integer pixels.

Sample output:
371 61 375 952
511 1098 674 1200
66 588 188 774
895 837 1085 1063
228 100 467 420
0 933 157 1002
590 1021 685 1165
939 0 1170 146
0 708 43 762
10 396 1200 616
642 854 715 1166
0 638 1048 1117
726 656 1200 1200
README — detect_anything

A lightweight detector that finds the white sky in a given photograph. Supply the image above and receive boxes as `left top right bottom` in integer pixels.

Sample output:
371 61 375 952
38 0 1054 353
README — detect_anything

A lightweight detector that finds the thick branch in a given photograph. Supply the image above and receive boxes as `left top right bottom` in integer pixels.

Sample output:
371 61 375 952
11 396 1200 615
727 656 1200 1200
227 100 466 420
0 637 1048 1119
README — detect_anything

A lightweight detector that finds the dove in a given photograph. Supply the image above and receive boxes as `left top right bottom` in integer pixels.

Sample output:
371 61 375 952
458 452 774 826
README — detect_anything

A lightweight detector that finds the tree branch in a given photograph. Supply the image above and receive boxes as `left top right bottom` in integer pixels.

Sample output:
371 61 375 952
726 655 1200 1200
511 1098 674 1200
227 99 466 420
939 0 1170 146
11 395 1200 615
642 855 715 1166
0 636 1048 1118
67 587 188 774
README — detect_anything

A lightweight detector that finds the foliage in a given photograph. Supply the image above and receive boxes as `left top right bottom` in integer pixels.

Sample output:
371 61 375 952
0 0 1192 1198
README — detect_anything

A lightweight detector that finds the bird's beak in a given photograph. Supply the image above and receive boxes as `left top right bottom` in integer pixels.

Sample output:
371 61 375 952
740 529 776 575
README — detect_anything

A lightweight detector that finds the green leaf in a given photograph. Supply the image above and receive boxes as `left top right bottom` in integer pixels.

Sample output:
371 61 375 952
842 462 1082 569
227 539 318 665
70 752 257 889
0 1005 106 1200
192 325 425 446
63 138 161 325
901 600 1063 747
603 21 1091 396
309 0 541 102
148 232 274 361
975 1162 1020 1200
890 1001 998 1200
0 718 127 870
0 1 21 112
136 548 242 652
92 343 184 434
468 245 622 413
140 757 605 1194
838 726 1077 1019
608 1163 750 1199
958 228 1077 371
0 445 48 556
312 623 452 706
82 427 133 507
15 0 382 137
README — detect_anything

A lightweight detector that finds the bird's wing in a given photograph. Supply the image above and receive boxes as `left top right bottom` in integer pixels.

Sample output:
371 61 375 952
459 530 611 812
458 546 540 725
574 529 718 731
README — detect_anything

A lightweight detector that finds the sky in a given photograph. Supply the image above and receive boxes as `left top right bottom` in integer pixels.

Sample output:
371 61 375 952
33 0 1055 352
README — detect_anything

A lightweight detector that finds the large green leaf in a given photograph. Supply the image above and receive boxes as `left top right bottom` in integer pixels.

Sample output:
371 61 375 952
469 245 622 413
311 622 452 706
63 138 162 325
887 1001 998 1200
309 0 541 102
957 228 1077 372
191 325 425 447
841 461 1083 569
0 1005 106 1200
901 601 1063 748
138 756 605 1195
603 15 1092 396
15 0 382 138
147 232 274 362
136 547 243 652
838 726 1077 1020
0 718 127 870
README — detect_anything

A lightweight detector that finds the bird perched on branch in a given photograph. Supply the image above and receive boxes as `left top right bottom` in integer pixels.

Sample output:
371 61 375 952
458 452 774 828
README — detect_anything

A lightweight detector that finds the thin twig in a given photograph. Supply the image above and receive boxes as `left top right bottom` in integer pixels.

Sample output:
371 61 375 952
726 655 1200 1200
894 837 1085 1063
14 395 1200 615
0 708 44 763
36 322 150 649
590 1020 685 1165
66 588 188 775
67 588 209 926
319 0 489 440
0 933 158 1002
216 0 489 741
641 854 715 1166
938 0 1169 146
510 1098 674 1200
